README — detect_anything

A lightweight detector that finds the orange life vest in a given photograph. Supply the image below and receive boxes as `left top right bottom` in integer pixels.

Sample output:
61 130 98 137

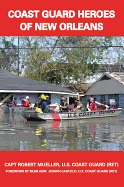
12 100 15 106
22 99 29 107
89 103 97 111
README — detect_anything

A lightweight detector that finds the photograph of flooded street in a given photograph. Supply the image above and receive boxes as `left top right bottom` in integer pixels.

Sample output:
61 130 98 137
0 36 123 151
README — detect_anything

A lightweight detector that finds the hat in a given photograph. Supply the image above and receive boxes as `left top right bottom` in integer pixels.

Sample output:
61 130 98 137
41 94 46 100
61 97 65 100
46 95 49 98
40 94 46 100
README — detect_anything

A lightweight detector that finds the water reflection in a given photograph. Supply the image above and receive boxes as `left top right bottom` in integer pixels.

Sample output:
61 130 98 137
0 108 123 151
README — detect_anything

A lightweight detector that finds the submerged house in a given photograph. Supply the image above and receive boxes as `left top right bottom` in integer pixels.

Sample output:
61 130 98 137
83 72 124 108
0 70 78 105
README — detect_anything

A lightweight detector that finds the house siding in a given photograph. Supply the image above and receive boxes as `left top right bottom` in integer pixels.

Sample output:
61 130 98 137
119 94 124 108
51 94 62 105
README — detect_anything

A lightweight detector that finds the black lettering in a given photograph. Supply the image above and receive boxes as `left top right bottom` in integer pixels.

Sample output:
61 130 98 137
86 113 89 116
83 112 86 116
73 113 76 117
79 113 83 117
68 113 72 118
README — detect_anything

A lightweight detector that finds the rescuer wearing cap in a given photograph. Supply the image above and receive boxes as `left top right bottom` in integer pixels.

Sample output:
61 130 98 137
71 97 84 112
12 97 18 106
38 94 48 113
59 97 69 112
22 96 30 107
38 94 46 108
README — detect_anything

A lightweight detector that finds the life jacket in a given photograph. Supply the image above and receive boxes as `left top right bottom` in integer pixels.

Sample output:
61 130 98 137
89 103 97 111
61 102 68 107
12 100 16 106
60 102 68 111
23 99 29 107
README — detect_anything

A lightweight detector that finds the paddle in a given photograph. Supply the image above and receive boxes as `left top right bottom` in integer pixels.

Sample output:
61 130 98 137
0 94 13 106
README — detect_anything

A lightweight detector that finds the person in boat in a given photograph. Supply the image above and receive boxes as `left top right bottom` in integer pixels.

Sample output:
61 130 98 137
87 97 109 111
21 95 26 106
71 97 84 112
12 97 17 106
45 95 52 112
42 100 48 113
26 96 31 105
38 94 46 108
46 95 52 105
34 96 41 107
38 95 48 113
21 96 30 107
59 97 69 112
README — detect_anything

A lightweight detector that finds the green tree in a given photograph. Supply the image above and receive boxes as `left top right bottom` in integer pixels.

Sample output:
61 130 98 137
41 36 112 86
22 36 114 89
0 37 18 71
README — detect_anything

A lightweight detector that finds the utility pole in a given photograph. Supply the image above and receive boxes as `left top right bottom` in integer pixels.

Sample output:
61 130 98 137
18 36 19 76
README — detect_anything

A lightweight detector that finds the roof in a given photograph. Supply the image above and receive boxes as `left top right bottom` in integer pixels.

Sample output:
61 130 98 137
96 64 124 73
106 72 124 84
0 70 77 95
85 72 124 95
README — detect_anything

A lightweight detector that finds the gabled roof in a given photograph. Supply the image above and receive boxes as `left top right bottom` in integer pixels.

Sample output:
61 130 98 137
106 72 124 85
85 72 124 95
0 70 77 95
96 64 124 73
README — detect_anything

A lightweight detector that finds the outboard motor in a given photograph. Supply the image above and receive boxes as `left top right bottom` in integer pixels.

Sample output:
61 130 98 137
109 99 116 108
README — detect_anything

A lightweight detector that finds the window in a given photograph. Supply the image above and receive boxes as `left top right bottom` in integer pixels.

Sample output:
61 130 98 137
108 94 119 108
100 75 111 81
100 95 105 104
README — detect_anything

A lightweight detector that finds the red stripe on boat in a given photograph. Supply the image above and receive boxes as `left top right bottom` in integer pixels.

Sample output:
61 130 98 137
51 113 61 121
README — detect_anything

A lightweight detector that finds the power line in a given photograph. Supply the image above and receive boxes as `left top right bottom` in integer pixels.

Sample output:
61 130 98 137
0 46 123 49
17 36 19 76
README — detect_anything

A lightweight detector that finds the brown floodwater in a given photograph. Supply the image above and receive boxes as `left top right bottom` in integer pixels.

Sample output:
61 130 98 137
0 109 123 151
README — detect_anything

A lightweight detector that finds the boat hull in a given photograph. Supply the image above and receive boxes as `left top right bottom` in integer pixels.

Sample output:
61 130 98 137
22 108 123 121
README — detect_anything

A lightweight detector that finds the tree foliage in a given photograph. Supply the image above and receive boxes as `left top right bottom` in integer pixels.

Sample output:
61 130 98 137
23 36 113 88
1 36 123 92
0 37 18 71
